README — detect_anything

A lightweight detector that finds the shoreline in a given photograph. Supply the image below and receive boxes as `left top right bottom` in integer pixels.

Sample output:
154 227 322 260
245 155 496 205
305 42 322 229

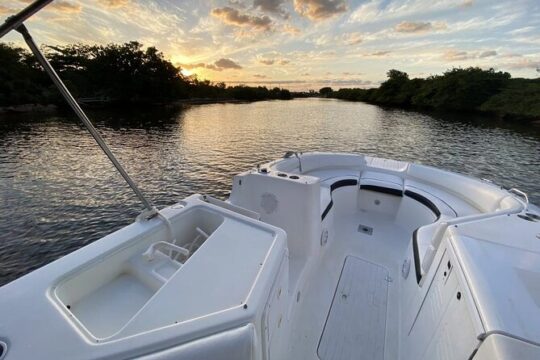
3 98 539 127
325 97 540 126
0 98 263 114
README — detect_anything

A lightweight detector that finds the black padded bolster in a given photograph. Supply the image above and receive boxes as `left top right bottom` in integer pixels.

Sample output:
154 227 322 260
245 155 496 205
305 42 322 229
412 228 423 284
321 200 333 221
359 184 403 197
330 179 358 192
321 178 358 221
404 190 441 219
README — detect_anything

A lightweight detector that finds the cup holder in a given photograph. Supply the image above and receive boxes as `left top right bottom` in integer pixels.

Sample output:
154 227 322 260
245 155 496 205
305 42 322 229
289 175 300 180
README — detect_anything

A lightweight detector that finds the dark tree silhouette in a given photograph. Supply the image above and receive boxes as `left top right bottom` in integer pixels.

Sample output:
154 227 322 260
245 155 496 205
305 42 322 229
0 42 292 106
328 67 539 121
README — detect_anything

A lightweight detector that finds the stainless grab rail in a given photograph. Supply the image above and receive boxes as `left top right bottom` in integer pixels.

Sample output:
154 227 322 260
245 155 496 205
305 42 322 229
509 188 529 207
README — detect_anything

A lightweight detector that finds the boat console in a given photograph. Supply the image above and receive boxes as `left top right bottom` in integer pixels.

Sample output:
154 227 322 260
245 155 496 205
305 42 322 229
0 195 288 359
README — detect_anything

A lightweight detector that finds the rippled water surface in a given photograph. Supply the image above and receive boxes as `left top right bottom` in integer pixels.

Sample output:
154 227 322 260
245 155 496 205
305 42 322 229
1 98 539 285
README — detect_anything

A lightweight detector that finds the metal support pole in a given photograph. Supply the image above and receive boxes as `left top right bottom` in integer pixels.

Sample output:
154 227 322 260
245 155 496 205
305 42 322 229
16 24 157 218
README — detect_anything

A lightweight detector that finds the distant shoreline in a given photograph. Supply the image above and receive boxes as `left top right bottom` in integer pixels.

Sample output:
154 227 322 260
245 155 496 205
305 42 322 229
324 96 540 126
3 97 539 127
0 98 265 114
323 68 540 125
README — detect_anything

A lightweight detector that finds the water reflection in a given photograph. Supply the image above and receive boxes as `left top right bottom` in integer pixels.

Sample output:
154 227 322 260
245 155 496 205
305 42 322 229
0 98 539 285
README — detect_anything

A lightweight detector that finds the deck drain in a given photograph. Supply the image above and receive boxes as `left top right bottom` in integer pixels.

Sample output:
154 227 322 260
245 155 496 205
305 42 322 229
358 224 373 235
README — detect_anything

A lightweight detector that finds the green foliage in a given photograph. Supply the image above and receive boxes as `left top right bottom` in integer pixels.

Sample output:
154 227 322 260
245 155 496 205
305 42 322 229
332 88 366 101
319 87 333 96
329 67 538 121
225 86 291 101
479 78 540 119
0 43 52 105
0 42 291 106
411 67 510 111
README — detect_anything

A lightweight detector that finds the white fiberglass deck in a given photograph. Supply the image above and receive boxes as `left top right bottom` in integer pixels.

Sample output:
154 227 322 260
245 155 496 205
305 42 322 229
288 210 409 359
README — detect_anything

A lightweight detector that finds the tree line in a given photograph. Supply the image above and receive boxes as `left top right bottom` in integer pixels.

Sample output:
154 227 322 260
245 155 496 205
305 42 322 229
0 41 291 107
324 68 540 121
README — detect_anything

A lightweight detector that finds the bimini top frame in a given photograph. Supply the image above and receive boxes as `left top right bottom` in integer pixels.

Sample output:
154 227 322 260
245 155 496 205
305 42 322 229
0 0 158 219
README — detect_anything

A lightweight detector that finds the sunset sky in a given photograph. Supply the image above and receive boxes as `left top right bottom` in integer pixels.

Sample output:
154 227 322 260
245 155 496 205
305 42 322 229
1 0 539 90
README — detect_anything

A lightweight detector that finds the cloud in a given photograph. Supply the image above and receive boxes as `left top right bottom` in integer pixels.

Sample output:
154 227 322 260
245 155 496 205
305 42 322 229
504 58 540 70
254 0 289 19
349 0 473 25
258 58 290 65
51 1 82 13
227 79 372 86
394 21 446 33
256 52 290 65
259 59 275 65
479 50 497 58
0 5 13 15
229 0 246 7
98 0 130 8
442 49 499 61
370 50 391 56
294 0 347 21
211 6 273 31
253 73 267 78
214 58 243 69
343 32 362 45
442 50 471 61
283 24 301 35
18 0 81 13
312 33 332 46
184 58 242 71
508 26 535 36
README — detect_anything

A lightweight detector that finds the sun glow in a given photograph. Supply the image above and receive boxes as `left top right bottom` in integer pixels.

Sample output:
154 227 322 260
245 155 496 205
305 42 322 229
180 69 193 77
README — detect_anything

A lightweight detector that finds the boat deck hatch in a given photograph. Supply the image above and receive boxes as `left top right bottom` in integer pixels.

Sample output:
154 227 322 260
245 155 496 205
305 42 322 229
318 256 389 360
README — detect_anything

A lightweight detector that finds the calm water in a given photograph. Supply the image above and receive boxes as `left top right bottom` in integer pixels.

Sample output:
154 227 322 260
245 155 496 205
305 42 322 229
1 98 539 285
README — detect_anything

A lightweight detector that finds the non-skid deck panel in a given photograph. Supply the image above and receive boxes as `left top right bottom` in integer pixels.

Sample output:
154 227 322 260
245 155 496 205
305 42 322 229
318 256 389 360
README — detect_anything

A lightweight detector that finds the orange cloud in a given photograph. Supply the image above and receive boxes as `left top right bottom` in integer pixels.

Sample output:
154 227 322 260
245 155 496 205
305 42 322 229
183 58 243 71
442 50 472 61
18 0 81 13
211 7 273 31
283 24 301 35
294 0 347 21
395 21 431 33
343 32 362 45
0 5 13 15
52 1 82 13
98 0 130 8
395 21 447 33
